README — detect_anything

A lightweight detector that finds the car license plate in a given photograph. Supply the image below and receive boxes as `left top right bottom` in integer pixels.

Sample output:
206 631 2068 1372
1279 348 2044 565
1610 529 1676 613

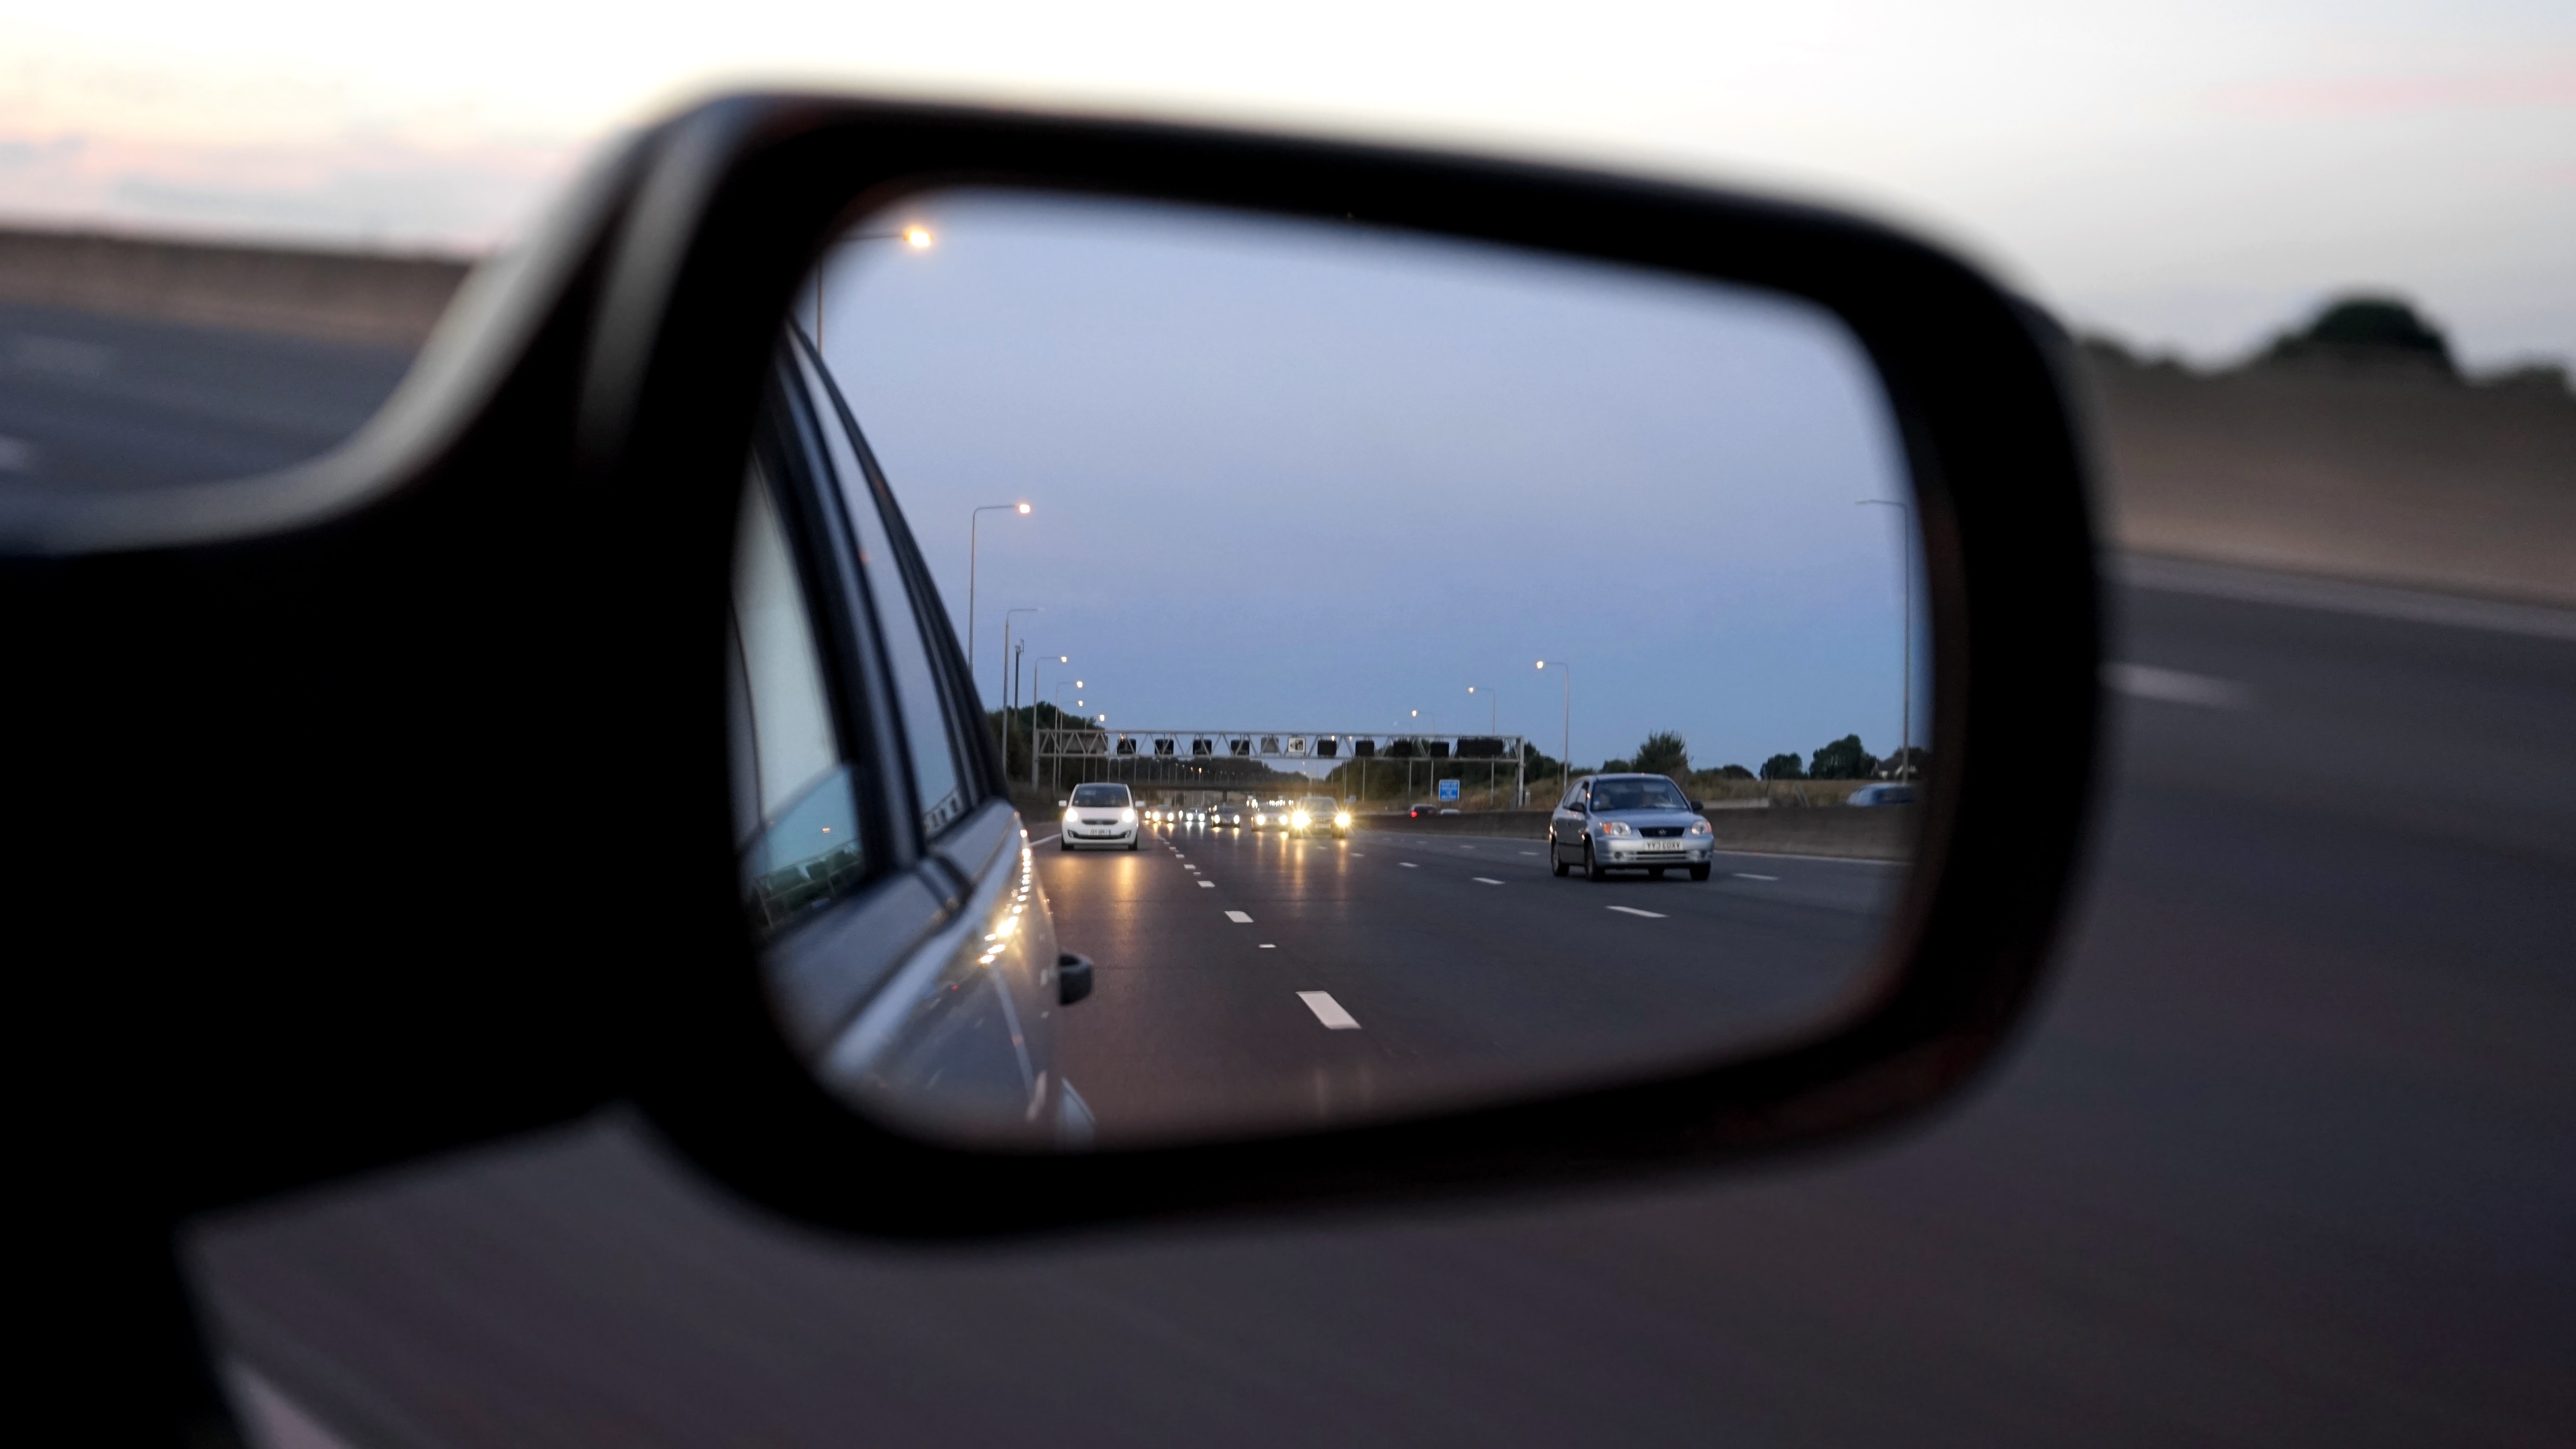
1640 840 1684 852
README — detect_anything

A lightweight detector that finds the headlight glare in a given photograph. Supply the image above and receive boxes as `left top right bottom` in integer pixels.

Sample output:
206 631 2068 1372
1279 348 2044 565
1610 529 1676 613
1118 807 1136 823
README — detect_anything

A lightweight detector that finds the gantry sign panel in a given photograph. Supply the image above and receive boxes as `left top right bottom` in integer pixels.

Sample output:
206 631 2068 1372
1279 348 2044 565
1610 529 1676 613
1033 730 1525 761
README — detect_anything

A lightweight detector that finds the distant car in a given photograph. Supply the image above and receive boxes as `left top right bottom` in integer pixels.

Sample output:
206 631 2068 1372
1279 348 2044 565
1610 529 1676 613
1547 773 1716 881
1060 782 1140 851
1850 783 1916 806
1288 795 1352 839
1208 803 1242 828
1250 798 1295 830
1406 803 1443 819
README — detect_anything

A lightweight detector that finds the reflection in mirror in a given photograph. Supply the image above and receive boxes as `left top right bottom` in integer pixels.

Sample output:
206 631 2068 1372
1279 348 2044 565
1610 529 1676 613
744 190 1929 1151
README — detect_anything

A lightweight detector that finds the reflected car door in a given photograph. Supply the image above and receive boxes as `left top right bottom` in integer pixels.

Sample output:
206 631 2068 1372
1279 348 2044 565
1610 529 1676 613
782 335 1085 1145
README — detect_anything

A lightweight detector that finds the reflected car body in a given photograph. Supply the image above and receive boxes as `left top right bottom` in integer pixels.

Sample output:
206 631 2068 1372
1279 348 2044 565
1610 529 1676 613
1850 783 1916 806
1060 782 1140 849
1548 773 1717 881
737 336 1094 1151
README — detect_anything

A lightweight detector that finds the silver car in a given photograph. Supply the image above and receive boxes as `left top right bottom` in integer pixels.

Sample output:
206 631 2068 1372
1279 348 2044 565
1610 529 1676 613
1548 773 1716 881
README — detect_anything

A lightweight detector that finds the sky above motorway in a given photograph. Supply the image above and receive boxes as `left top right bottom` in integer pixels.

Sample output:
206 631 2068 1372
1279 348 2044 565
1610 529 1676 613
814 192 1921 773
2 1 2570 369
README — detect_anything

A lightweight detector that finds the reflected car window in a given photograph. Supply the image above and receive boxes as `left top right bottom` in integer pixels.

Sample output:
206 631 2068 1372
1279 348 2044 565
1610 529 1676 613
730 463 866 932
1592 778 1690 811
792 345 975 838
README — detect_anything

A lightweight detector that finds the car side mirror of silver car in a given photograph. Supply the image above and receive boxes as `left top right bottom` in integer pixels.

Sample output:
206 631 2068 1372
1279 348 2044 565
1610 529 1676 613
4 93 2100 1247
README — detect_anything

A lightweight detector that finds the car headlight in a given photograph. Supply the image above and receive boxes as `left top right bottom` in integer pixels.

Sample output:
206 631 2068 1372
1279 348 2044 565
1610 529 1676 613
1334 813 1352 828
1686 819 1713 836
1118 807 1136 823
1292 812 1311 828
1598 820 1635 837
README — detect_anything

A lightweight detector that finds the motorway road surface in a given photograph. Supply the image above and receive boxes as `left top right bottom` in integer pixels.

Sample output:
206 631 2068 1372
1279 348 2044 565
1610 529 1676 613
1038 823 1899 1141
10 317 2569 1446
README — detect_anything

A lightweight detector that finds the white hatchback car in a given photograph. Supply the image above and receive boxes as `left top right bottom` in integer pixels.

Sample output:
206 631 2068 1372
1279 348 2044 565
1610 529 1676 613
1059 782 1140 851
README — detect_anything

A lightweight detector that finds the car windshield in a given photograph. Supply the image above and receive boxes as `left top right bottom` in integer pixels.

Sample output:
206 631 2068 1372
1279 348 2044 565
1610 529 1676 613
1299 798 1335 811
1591 777 1690 811
1069 784 1130 806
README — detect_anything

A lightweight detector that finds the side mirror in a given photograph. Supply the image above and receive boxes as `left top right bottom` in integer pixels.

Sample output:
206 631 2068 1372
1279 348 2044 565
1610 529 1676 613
9 92 2099 1251
1056 799 1068 807
1689 799 1705 812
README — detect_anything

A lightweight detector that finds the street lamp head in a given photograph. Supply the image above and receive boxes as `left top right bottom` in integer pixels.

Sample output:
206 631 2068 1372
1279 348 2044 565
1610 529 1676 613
904 226 933 249
1015 502 1031 514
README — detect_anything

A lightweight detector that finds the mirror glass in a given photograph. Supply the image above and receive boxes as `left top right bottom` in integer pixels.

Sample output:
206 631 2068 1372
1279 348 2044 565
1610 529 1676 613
738 190 1929 1150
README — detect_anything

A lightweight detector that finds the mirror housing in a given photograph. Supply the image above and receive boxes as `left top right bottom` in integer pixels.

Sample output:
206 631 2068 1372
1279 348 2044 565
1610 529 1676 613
2 92 2101 1244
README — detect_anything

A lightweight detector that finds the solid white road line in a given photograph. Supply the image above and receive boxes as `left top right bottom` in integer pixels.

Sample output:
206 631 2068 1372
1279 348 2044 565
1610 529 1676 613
1473 877 1504 885
1029 831 1060 845
1226 910 1254 923
1297 991 1361 1029
2118 552 2576 642
1607 906 1667 919
1734 873 1779 881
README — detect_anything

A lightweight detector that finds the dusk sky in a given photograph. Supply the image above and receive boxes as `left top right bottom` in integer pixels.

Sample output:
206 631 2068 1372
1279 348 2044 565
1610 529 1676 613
811 192 1922 775
5 1 2570 369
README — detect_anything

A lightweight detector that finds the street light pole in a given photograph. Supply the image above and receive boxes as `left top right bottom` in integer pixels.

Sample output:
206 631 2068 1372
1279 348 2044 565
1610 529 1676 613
967 503 1030 695
1000 607 1039 769
1468 685 1497 807
1858 499 1915 776
1537 661 1571 792
1053 681 1084 794
1031 655 1066 789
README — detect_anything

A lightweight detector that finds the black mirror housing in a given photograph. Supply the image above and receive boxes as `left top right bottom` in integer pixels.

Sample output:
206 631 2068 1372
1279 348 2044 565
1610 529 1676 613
2 92 2101 1246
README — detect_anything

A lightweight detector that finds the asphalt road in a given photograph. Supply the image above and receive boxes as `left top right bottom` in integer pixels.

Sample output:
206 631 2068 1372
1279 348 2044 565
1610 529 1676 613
1039 822 1900 1142
12 319 2567 1446
0 301 413 488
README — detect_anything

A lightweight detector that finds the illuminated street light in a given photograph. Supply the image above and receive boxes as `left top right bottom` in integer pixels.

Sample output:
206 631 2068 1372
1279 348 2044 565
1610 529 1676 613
811 224 933 347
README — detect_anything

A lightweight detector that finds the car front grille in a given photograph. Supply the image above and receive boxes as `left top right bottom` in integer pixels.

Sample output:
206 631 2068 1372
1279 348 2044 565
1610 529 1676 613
1641 826 1684 838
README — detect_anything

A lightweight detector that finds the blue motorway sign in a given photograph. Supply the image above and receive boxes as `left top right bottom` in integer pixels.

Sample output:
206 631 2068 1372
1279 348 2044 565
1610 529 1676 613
1437 778 1461 801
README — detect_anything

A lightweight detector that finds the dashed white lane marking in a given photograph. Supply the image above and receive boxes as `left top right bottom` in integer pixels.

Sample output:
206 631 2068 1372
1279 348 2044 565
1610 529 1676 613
1398 862 1418 869
1349 852 1366 857
1734 873 1779 881
1225 910 1255 923
1198 881 1216 888
1519 851 1537 856
1258 943 1276 949
1606 906 1667 919
1030 831 1060 845
1473 877 1504 885
2103 661 2250 709
1297 991 1361 1030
